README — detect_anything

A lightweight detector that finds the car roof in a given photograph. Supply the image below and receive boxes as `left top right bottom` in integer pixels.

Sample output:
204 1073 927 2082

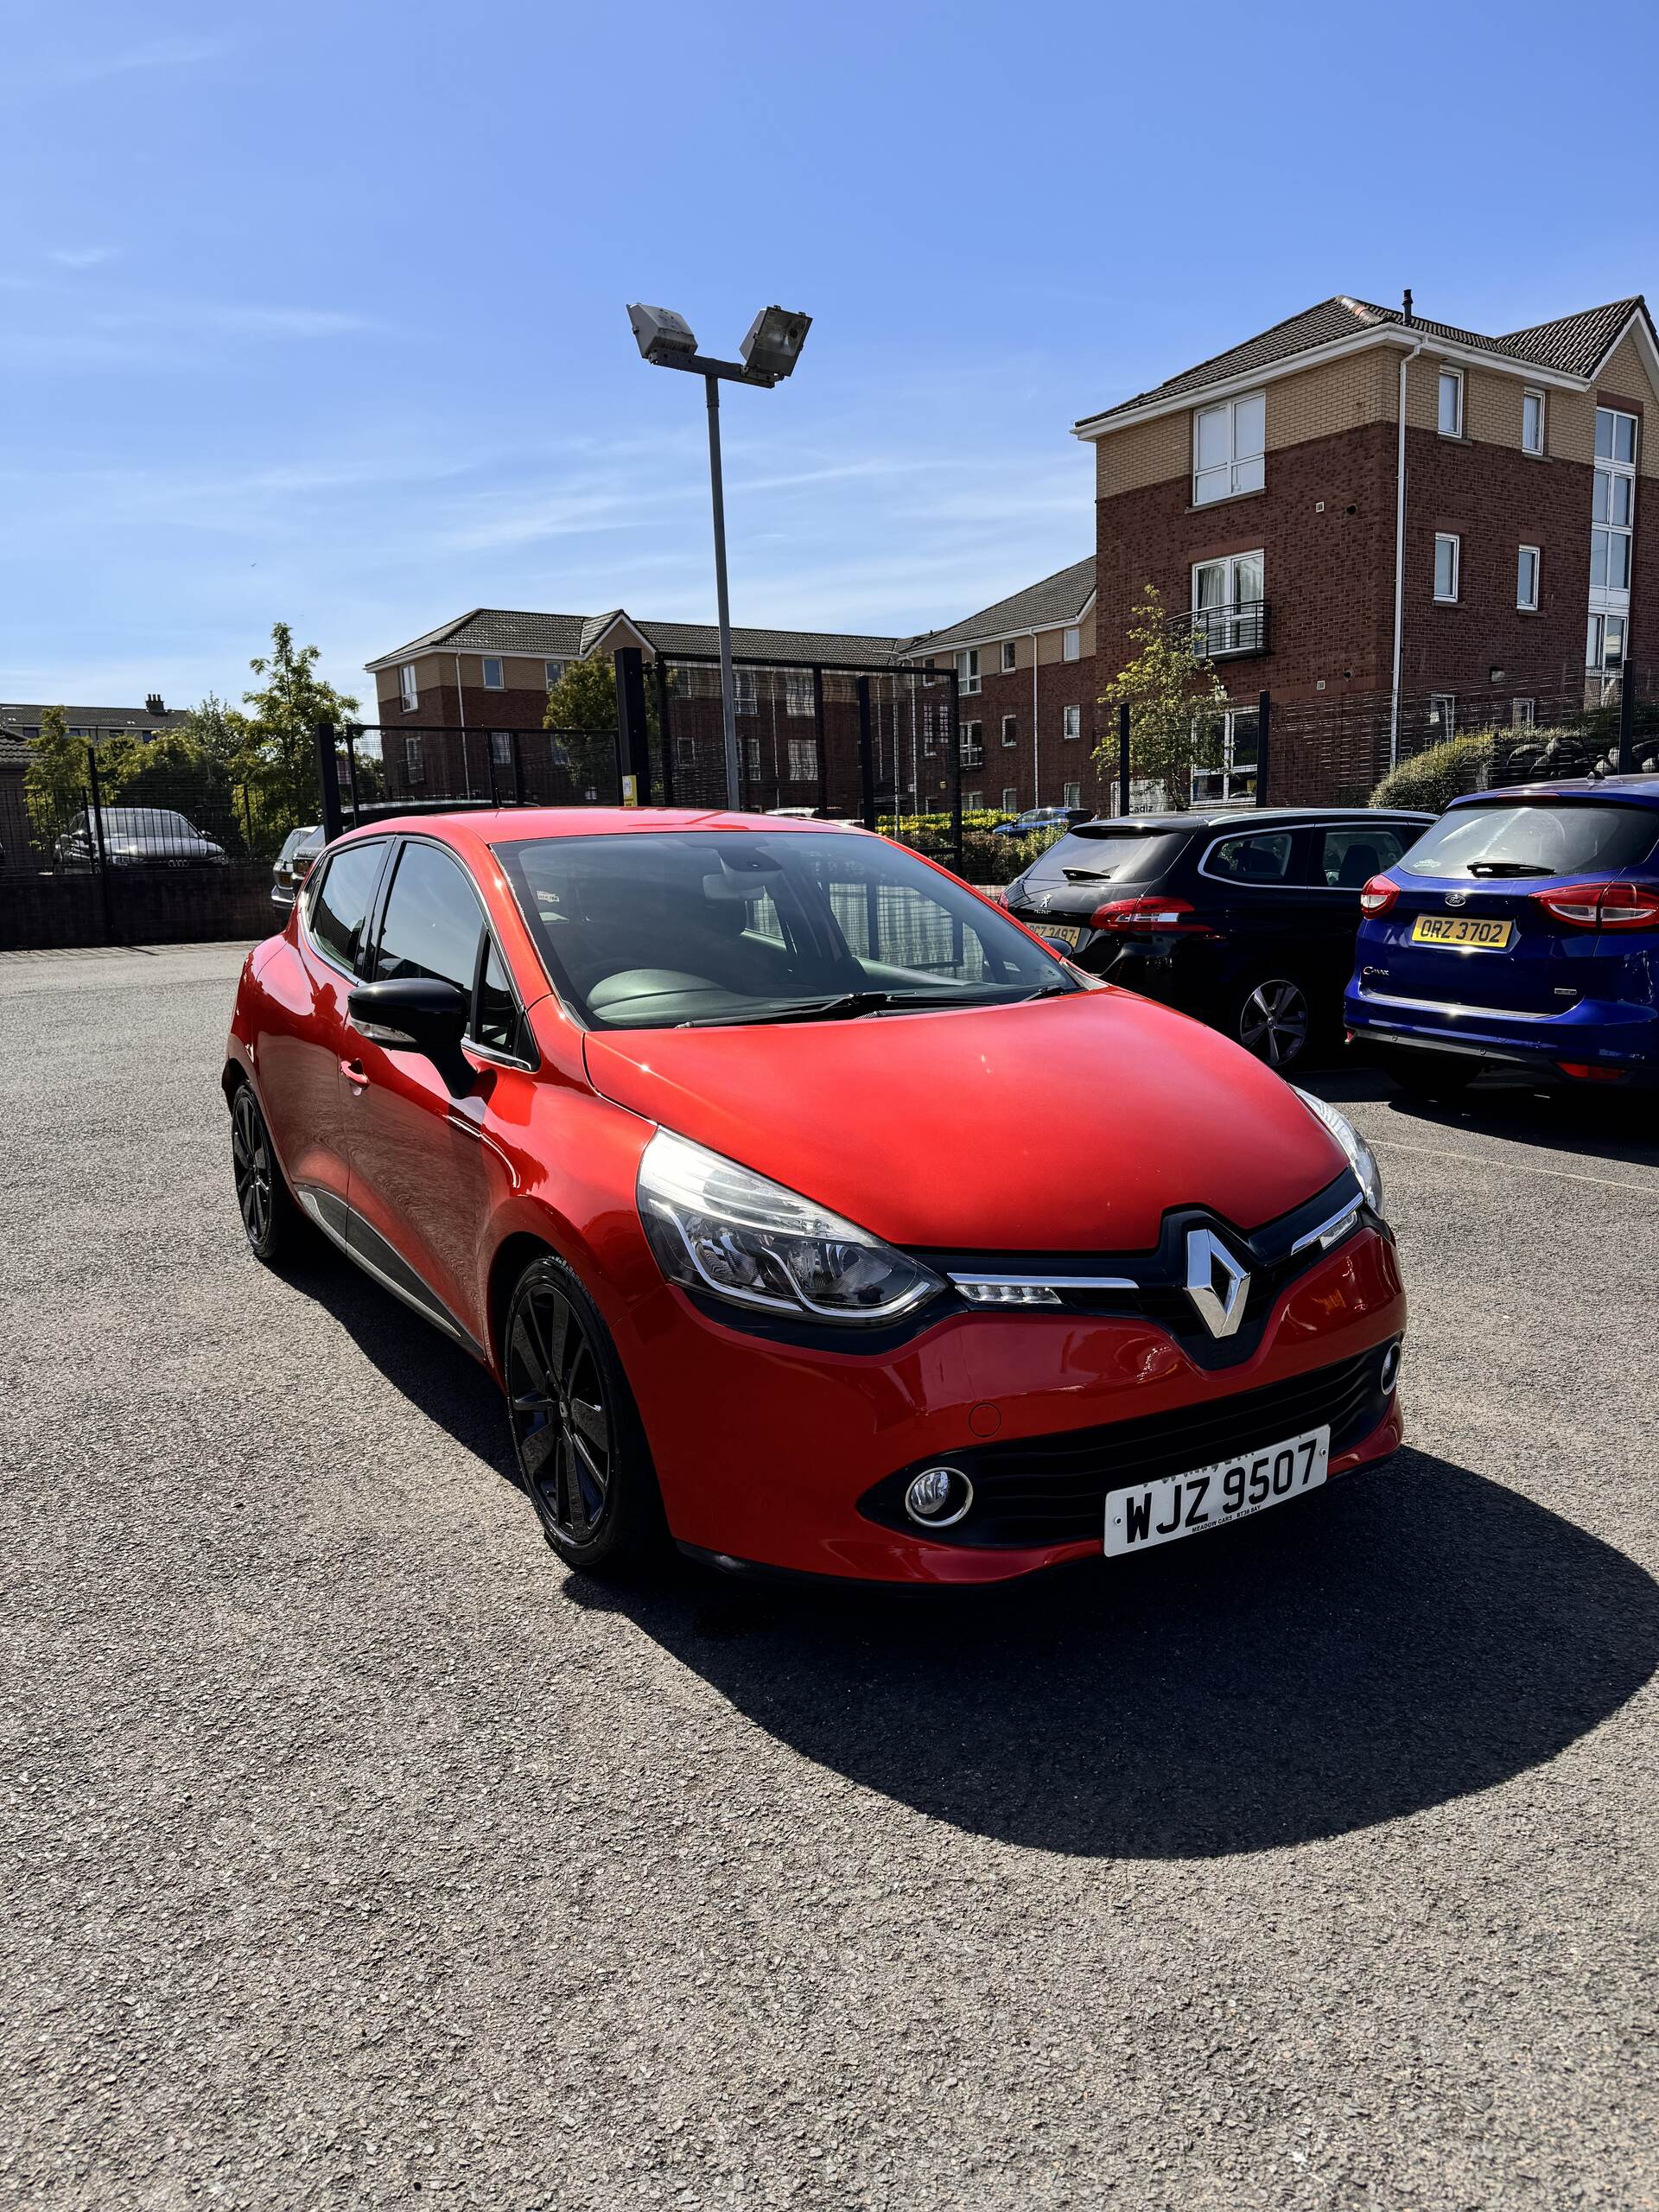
1446 773 1659 810
1065 805 1435 832
330 806 872 851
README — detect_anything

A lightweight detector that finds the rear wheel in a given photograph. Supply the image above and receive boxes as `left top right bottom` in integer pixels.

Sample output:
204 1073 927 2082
1228 974 1314 1071
1377 1048 1479 1101
504 1254 665 1577
229 1080 306 1262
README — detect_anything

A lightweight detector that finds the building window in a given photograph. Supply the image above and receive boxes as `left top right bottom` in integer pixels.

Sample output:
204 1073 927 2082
744 736 761 776
1427 694 1456 740
1001 715 1018 747
787 738 817 780
481 656 505 690
1522 389 1545 456
961 721 984 767
921 703 936 756
1592 408 1637 602
1516 544 1540 611
1511 698 1535 728
1000 640 1017 673
1193 391 1265 505
734 671 758 715
399 664 418 712
1062 626 1081 661
1438 366 1464 438
1062 705 1082 741
1433 534 1460 603
491 730 513 765
964 790 983 812
404 734 424 781
785 671 815 717
1192 550 1265 654
1191 707 1258 803
1586 611 1626 674
677 734 696 765
544 660 565 690
957 647 981 696
1001 785 1019 811
1062 781 1082 809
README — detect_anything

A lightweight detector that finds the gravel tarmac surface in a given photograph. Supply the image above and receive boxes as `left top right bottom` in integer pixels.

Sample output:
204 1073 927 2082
3 940 1656 2211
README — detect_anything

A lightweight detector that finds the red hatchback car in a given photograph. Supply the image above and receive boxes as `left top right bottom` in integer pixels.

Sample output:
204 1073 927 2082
225 808 1405 1586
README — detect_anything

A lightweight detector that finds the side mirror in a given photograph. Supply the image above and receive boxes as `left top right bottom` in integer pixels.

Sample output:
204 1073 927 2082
348 978 473 1093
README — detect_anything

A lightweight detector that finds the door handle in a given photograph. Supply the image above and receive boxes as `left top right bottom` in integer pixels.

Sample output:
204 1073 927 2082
340 1057 370 1088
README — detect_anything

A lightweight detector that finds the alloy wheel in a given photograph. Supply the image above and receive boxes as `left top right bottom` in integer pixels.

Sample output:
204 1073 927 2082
1237 979 1310 1068
507 1286 614 1545
231 1087 275 1250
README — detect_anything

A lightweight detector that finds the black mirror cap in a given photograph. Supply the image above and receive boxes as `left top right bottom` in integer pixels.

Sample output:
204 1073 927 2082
348 979 474 1092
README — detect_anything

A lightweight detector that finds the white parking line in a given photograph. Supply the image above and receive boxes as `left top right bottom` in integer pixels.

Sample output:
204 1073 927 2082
1366 1134 1659 1199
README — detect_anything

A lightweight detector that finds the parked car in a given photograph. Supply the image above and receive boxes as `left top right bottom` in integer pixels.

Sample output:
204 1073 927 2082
270 823 324 909
1001 806 1434 1070
1344 774 1659 1094
225 807 1404 1587
54 806 226 871
990 804 1092 839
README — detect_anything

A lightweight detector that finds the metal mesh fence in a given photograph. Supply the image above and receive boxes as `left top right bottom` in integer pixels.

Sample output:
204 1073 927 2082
344 723 621 816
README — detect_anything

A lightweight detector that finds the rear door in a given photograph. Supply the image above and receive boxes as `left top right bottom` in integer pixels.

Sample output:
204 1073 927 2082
1293 819 1419 995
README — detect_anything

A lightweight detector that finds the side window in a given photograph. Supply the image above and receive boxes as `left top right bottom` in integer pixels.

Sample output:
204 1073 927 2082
1319 824 1408 889
308 841 386 972
374 842 483 994
1205 831 1295 884
472 939 524 1058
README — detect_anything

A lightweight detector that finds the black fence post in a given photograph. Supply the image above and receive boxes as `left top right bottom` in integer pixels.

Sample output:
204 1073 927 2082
511 732 524 804
343 726 361 823
813 667 828 820
655 658 673 805
315 721 343 843
856 677 876 831
1117 702 1131 817
85 744 114 944
613 647 651 805
1255 690 1272 806
947 671 963 876
1618 664 1637 774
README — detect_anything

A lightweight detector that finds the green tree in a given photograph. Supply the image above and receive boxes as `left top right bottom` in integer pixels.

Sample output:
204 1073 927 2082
243 622 359 834
22 705 86 836
1094 583 1228 810
544 654 663 795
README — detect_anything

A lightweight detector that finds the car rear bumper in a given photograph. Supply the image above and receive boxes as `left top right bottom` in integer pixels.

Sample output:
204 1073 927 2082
617 1226 1408 1584
1345 983 1659 1084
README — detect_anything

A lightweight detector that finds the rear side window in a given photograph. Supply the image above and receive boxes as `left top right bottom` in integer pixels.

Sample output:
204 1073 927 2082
1319 824 1410 887
1025 829 1185 887
308 841 385 971
1400 804 1659 879
1205 830 1294 883
375 842 484 993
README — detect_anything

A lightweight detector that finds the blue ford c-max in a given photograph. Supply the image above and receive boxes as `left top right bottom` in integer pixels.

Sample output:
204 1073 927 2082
1344 775 1659 1094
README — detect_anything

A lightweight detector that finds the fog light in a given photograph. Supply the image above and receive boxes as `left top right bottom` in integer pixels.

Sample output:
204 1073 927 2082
1380 1340 1402 1394
904 1466 974 1528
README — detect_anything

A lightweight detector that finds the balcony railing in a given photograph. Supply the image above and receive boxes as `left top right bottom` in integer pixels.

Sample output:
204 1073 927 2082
1179 600 1269 660
960 743 986 768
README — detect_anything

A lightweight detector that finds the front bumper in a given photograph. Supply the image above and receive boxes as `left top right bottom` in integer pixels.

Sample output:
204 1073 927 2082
616 1225 1407 1583
1345 983 1659 1087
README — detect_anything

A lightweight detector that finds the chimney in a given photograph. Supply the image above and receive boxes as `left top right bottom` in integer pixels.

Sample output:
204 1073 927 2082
1402 289 1413 327
145 693 165 716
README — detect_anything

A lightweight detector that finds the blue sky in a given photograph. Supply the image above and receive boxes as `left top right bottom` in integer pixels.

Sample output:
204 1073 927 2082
4 0 1658 713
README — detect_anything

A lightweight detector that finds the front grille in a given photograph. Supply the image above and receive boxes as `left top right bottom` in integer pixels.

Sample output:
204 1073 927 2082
859 1347 1393 1549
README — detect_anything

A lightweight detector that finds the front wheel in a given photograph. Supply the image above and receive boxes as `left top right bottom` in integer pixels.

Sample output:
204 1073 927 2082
1227 974 1314 1071
503 1254 666 1577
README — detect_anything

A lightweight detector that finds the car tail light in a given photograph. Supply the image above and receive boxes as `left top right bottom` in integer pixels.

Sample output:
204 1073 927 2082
1358 875 1400 916
1090 895 1215 936
1532 880 1659 931
1555 1061 1629 1083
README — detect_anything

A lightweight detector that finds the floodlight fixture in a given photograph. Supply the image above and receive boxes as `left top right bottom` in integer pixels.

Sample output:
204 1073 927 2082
627 303 699 367
739 305 812 382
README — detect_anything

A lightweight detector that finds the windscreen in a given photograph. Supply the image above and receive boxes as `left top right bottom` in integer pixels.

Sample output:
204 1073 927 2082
1398 802 1659 879
495 829 1073 1029
1022 827 1186 890
105 809 194 835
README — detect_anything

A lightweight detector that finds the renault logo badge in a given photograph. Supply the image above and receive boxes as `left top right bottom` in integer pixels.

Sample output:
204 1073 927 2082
1185 1227 1249 1338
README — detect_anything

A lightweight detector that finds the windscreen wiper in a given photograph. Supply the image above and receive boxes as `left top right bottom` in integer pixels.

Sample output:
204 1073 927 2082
676 988 1054 1028
1466 861 1552 877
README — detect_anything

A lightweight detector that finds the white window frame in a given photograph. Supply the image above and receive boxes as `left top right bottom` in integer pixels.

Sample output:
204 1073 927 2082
481 656 505 690
1192 389 1266 505
1438 366 1465 439
404 733 425 781
1516 544 1540 612
1427 694 1456 741
1586 612 1627 675
1062 704 1081 741
960 721 984 766
491 729 513 765
543 659 565 690
784 672 816 718
963 790 983 813
1522 388 1546 456
1062 626 1081 662
1190 707 1259 804
1591 408 1637 613
733 670 758 715
1510 698 1535 728
1001 785 1019 811
1433 533 1460 604
1062 780 1082 809
786 736 817 781
398 663 418 713
1000 640 1017 673
1001 715 1018 748
957 647 981 696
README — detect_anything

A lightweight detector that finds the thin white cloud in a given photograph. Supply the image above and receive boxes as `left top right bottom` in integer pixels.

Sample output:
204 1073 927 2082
11 34 233 96
47 247 116 270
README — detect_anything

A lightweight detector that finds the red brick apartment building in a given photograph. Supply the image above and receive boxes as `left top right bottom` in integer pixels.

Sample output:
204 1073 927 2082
1075 292 1659 800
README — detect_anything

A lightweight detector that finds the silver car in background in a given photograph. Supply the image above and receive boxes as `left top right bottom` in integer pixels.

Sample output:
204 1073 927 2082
270 824 323 909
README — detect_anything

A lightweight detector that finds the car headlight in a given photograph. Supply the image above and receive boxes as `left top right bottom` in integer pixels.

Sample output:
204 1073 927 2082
637 1128 944 1325
1293 1088 1384 1218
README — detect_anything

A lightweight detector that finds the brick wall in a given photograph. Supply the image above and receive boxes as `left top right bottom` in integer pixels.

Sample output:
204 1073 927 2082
0 861 275 951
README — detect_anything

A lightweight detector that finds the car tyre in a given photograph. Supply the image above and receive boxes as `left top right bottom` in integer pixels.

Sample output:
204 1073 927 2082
1227 973 1315 1071
504 1253 667 1578
1377 1048 1479 1101
230 1079 307 1263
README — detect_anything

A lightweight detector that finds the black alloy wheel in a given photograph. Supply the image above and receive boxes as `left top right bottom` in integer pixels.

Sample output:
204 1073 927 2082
504 1255 664 1576
231 1082 300 1262
1233 976 1313 1071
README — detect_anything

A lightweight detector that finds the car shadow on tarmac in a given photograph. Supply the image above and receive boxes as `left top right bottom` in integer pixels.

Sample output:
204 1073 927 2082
290 1253 1659 1862
1307 1063 1659 1173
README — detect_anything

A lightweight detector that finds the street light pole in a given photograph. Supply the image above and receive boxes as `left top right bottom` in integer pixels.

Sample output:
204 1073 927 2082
703 372 741 808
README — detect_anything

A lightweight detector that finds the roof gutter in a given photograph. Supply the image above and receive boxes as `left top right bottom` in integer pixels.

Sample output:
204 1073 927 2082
1389 323 1427 773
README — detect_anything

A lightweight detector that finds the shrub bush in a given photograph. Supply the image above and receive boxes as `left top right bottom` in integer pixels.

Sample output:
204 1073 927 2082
1368 725 1637 814
878 810 1065 885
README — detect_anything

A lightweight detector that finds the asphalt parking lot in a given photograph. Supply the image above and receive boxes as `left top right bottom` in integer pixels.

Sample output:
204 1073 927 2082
3 940 1656 2212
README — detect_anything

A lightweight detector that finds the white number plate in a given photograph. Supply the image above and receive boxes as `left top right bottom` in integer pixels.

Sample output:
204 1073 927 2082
1034 924 1081 949
1104 1425 1330 1557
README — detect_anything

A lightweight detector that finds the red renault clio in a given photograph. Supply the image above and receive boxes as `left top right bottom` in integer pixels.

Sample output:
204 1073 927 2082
225 809 1405 1586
